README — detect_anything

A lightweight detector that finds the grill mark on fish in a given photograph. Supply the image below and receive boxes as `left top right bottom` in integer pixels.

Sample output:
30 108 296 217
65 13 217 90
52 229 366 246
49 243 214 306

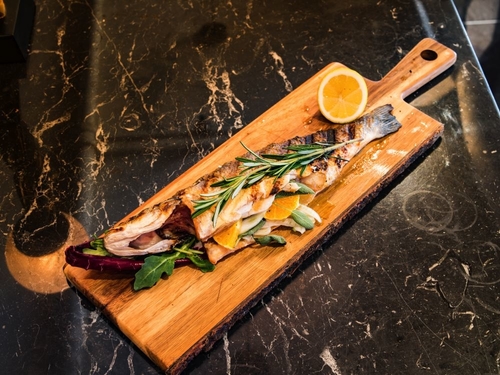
335 156 344 169
348 122 356 140
326 129 335 144
103 104 402 261
304 134 314 146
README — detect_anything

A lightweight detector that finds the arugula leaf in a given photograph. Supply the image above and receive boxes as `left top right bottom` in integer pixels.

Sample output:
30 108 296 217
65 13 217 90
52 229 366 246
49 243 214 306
291 210 315 230
187 254 215 273
133 237 216 290
254 235 286 246
133 252 185 291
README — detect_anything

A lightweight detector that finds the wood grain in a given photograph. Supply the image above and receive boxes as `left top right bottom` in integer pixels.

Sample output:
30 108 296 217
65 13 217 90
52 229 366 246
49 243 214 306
64 38 457 374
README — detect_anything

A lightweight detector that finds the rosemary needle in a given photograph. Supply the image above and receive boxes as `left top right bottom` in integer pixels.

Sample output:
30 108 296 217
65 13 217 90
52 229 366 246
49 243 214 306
192 138 362 225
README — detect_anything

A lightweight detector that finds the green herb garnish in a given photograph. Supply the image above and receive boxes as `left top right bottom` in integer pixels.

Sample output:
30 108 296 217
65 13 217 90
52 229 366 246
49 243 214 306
275 182 315 198
254 235 286 246
290 210 315 230
82 238 114 257
192 139 361 226
133 237 215 290
239 219 266 238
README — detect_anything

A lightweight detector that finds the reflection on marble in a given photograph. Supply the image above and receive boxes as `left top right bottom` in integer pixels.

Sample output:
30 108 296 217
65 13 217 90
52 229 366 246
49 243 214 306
5 214 88 294
1 0 500 374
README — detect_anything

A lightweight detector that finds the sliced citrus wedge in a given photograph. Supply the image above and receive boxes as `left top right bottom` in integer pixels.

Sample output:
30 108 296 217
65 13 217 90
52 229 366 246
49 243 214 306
317 67 368 124
264 195 301 221
213 219 242 249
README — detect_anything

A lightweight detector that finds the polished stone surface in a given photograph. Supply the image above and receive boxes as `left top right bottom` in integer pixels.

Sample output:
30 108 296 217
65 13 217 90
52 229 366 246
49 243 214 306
455 0 500 106
1 0 499 374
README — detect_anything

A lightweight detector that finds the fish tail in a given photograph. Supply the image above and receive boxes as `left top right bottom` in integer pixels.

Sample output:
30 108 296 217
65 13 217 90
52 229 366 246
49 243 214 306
368 104 401 137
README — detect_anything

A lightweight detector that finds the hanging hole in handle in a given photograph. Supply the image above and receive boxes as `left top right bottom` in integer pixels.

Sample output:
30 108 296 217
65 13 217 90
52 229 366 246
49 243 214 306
421 49 438 61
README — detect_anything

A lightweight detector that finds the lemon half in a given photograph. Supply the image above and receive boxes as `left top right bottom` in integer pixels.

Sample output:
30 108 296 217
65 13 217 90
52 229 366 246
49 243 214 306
317 67 368 124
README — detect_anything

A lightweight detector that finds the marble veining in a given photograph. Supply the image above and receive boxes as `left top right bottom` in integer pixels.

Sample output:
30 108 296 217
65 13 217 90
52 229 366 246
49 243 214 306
1 0 500 374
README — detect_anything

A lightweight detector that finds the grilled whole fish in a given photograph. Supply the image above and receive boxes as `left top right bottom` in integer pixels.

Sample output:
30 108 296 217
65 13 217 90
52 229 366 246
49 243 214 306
103 104 401 263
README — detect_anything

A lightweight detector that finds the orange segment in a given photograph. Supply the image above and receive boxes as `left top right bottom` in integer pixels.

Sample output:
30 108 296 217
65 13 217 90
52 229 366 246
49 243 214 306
213 219 242 249
264 195 300 221
317 67 368 124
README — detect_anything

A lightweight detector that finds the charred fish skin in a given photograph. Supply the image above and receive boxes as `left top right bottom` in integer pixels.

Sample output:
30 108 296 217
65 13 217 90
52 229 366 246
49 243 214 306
299 104 401 192
102 105 401 260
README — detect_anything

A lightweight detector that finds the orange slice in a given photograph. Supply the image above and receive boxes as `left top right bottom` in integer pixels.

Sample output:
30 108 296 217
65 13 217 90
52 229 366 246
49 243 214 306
317 67 368 124
264 195 301 221
213 219 242 249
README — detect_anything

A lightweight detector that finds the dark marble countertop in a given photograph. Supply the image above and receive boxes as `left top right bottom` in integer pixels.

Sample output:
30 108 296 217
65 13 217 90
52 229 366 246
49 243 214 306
1 0 500 374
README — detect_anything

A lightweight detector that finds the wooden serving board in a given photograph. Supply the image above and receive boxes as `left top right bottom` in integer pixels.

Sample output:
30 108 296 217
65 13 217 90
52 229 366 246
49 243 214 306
64 38 456 374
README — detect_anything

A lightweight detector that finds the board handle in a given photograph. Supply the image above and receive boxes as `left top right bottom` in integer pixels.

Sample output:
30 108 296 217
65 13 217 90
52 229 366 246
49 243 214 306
375 38 457 100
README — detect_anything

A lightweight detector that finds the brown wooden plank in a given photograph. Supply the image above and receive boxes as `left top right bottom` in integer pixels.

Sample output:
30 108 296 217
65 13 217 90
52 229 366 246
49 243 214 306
64 38 457 374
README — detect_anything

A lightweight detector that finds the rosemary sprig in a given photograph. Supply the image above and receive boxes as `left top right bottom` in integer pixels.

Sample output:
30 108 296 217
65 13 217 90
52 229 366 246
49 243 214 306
191 138 362 225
